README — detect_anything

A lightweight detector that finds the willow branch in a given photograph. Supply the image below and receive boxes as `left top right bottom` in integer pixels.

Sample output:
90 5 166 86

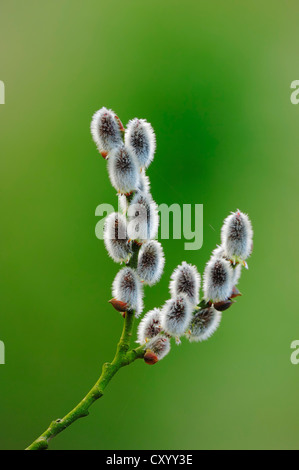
26 309 145 450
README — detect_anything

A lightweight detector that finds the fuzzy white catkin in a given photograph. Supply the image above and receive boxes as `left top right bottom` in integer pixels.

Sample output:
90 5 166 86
232 263 242 286
169 262 200 307
186 307 222 342
108 145 139 194
127 190 159 242
211 245 225 258
125 118 156 169
137 308 162 344
118 194 129 214
161 294 193 337
118 171 150 214
90 107 123 156
203 256 233 302
112 267 143 317
146 335 171 361
137 170 151 193
212 244 242 287
137 240 165 285
103 212 131 263
221 210 253 261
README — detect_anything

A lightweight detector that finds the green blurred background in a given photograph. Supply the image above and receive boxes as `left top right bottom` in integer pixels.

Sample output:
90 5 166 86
0 0 298 450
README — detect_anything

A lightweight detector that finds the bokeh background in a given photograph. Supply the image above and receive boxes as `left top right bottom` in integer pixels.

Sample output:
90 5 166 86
0 0 298 450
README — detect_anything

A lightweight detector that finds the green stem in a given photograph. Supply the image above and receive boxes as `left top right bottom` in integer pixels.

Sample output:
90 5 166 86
26 185 145 450
26 311 145 450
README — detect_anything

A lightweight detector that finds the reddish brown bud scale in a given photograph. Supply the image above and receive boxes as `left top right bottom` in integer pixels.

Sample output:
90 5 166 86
101 151 108 159
144 350 158 365
230 286 242 299
213 300 235 311
133 240 143 247
115 115 125 132
108 298 128 313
